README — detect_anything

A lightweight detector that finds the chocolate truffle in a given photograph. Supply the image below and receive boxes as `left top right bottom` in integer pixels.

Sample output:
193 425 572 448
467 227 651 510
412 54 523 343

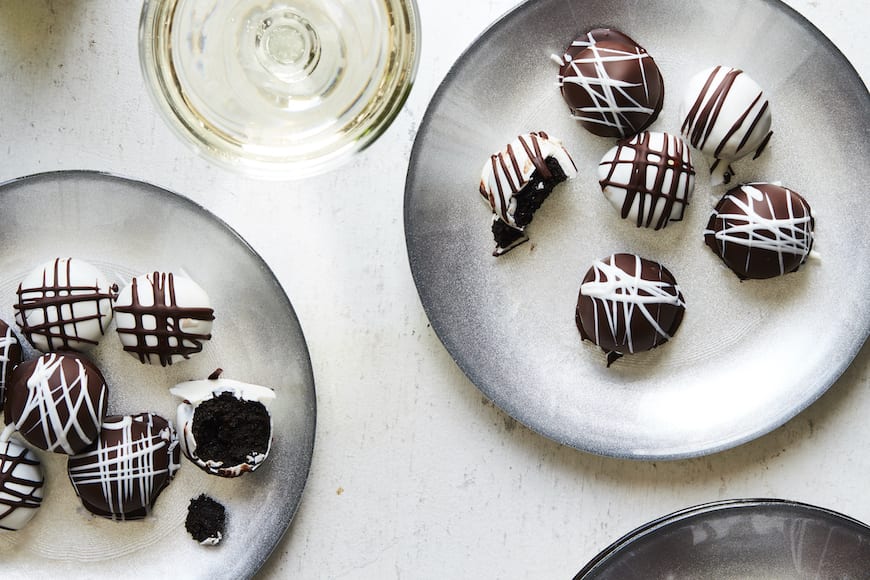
555 29 664 138
4 353 108 455
67 413 181 521
0 439 44 531
186 494 227 546
680 66 773 184
114 271 215 366
704 182 815 280
478 131 578 256
14 257 117 352
170 371 275 478
0 319 23 410
598 132 695 229
576 253 686 366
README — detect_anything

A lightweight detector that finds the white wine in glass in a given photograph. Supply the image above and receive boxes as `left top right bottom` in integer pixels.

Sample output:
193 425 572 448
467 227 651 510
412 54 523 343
140 0 419 178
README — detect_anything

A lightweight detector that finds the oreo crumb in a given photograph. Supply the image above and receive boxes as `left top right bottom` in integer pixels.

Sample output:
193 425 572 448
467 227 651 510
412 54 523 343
186 494 226 546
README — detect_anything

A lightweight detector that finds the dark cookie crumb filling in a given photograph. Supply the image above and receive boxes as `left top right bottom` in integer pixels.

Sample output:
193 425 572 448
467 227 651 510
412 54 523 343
492 157 569 252
186 494 226 544
192 392 271 466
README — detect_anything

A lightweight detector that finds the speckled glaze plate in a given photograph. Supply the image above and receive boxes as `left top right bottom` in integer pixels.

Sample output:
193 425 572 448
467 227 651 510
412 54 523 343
404 0 870 458
0 172 316 579
575 499 870 578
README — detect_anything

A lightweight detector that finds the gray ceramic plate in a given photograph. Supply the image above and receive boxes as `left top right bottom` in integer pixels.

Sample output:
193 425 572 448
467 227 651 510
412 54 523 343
575 499 870 579
0 172 315 579
404 0 870 459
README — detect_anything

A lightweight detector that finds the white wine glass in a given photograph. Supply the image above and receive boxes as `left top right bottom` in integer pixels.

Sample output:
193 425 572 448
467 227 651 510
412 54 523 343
139 0 420 179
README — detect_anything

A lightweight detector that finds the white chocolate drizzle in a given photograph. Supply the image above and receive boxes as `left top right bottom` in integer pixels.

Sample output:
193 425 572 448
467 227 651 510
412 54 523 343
555 33 658 135
67 413 180 521
580 255 686 356
10 354 107 455
704 183 814 276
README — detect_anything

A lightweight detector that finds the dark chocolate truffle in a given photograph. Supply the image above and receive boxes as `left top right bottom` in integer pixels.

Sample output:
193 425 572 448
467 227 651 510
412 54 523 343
555 29 664 138
576 253 686 366
478 131 578 256
186 494 227 545
0 319 23 409
598 131 695 229
14 258 117 352
171 374 275 478
4 353 108 455
0 439 44 531
704 183 814 280
67 413 181 521
114 271 215 366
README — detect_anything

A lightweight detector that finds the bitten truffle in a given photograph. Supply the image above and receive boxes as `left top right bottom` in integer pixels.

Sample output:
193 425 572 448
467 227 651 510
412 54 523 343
576 253 686 366
114 271 215 366
0 439 44 531
704 182 814 280
171 371 275 478
14 257 116 352
67 413 181 521
4 353 108 455
478 131 578 256
555 29 665 138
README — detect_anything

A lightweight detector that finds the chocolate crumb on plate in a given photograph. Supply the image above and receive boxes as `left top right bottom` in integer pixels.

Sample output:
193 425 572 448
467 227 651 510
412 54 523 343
186 494 226 546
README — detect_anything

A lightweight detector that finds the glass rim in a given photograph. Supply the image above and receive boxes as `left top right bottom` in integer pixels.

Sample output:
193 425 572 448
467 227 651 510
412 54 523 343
139 0 421 180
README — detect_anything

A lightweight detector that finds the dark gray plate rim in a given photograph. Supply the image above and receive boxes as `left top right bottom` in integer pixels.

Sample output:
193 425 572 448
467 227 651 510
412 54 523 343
574 498 870 578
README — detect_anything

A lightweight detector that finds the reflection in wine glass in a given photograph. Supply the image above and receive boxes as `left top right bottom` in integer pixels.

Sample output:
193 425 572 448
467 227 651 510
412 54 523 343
140 0 419 179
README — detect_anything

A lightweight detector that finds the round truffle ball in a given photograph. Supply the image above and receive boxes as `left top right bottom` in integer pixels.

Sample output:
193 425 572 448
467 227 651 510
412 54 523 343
556 29 664 138
704 183 815 280
5 353 108 455
170 373 275 478
680 66 773 184
14 257 117 352
576 253 686 366
0 319 23 410
0 439 44 531
67 413 181 521
598 132 695 229
114 271 215 366
478 131 578 256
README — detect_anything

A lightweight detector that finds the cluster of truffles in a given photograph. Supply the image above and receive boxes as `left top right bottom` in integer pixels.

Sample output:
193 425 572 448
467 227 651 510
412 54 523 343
475 27 816 366
0 258 275 539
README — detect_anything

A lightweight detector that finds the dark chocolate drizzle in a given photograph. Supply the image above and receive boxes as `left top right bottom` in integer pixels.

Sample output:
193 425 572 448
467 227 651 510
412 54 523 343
0 443 44 530
14 258 117 351
599 132 695 229
114 272 215 367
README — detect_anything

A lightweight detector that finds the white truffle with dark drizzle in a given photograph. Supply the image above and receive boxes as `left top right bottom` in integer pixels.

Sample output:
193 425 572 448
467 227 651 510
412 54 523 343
680 65 773 185
0 439 45 531
478 131 577 256
598 132 695 230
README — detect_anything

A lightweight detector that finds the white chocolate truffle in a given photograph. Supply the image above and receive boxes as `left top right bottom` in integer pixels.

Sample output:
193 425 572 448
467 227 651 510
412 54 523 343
114 272 215 366
598 132 695 230
170 374 275 478
14 258 116 352
680 66 773 184
0 439 45 531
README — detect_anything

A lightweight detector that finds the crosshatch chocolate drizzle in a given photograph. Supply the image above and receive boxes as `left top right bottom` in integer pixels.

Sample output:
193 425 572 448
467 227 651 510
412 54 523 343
598 132 695 230
0 441 44 531
14 258 117 351
114 272 215 366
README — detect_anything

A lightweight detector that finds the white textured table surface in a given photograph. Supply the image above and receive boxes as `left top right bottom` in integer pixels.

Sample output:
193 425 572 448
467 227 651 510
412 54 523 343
0 1 867 578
